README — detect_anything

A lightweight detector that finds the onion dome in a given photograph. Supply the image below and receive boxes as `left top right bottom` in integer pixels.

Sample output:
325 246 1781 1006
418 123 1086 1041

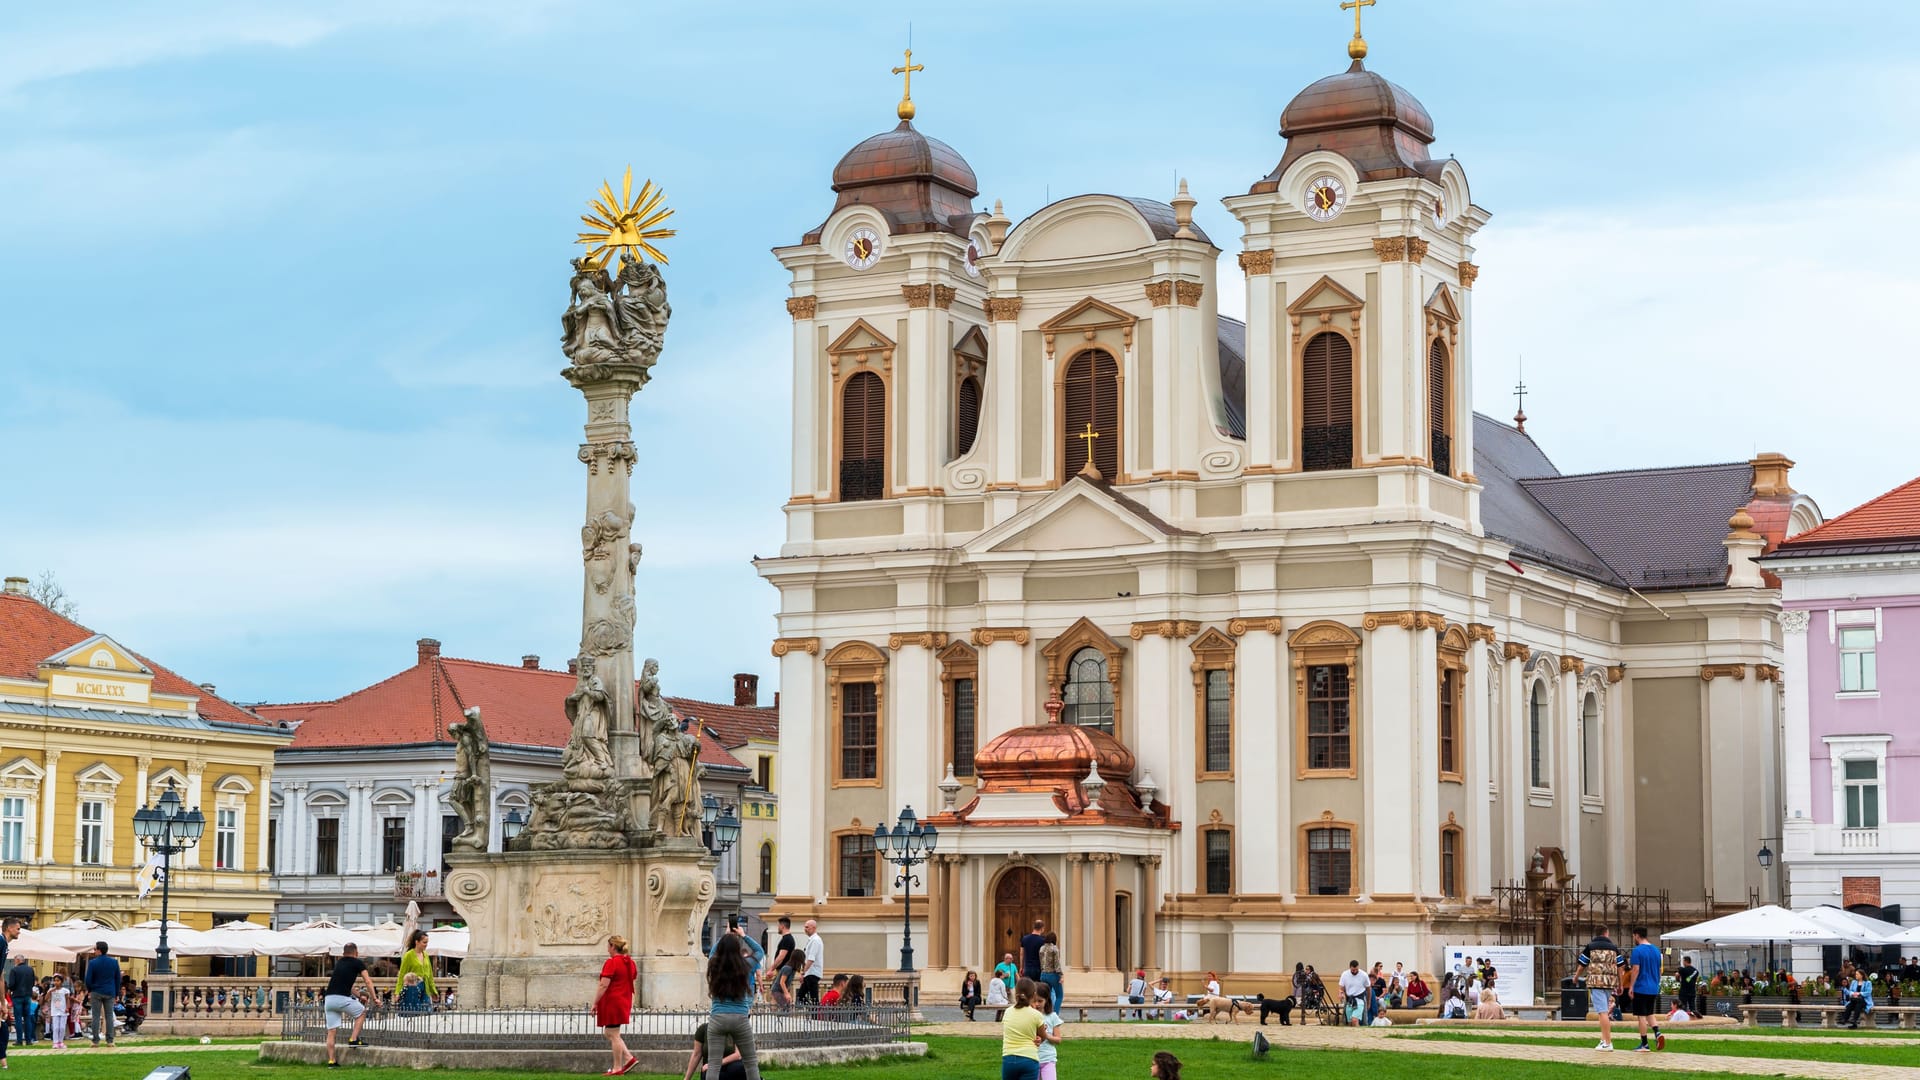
1253 58 1439 190
807 120 979 241
966 690 1157 824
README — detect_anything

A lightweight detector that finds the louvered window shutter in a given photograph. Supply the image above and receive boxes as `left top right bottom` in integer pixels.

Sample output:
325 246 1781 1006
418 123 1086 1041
840 371 885 501
1062 350 1120 479
955 375 982 457
1301 332 1353 471
1428 339 1451 476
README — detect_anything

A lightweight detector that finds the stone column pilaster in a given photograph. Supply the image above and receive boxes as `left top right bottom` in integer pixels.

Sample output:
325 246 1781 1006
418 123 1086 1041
1092 854 1112 971
1780 611 1815 859
945 855 966 971
1139 854 1159 972
133 756 152 868
257 766 274 873
39 750 60 864
287 781 310 876
185 761 206 868
1063 852 1081 971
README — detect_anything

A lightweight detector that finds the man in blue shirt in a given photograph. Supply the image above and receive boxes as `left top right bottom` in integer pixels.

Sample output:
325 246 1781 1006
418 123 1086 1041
1625 927 1665 1052
83 941 121 1047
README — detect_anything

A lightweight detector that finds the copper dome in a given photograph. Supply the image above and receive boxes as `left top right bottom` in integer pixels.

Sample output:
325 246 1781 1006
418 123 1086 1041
1255 59 1440 189
808 120 979 240
973 720 1137 796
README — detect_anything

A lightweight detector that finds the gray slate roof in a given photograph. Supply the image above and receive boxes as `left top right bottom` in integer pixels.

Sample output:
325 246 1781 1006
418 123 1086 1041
1216 315 1248 439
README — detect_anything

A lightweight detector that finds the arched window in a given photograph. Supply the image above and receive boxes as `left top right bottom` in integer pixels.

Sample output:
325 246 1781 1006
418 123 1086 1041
1062 647 1114 734
758 841 774 895
1061 349 1119 480
955 375 983 457
1300 331 1353 471
1440 825 1462 899
1428 338 1451 476
1581 693 1600 799
1529 682 1550 790
1303 824 1353 896
840 370 886 501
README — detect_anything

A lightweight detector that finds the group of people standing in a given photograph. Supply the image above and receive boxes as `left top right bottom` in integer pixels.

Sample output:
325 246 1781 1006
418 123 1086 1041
0 920 130 1060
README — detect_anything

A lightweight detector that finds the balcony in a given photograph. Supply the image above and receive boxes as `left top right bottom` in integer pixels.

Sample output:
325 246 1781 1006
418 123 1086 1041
392 872 443 899
1840 828 1881 851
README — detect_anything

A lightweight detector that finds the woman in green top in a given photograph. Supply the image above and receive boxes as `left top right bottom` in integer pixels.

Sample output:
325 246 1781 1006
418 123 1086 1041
397 931 436 1012
999 977 1045 1080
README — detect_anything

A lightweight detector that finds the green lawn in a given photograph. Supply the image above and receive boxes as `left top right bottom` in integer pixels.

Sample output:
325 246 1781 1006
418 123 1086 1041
1394 1030 1920 1066
0 1037 1833 1079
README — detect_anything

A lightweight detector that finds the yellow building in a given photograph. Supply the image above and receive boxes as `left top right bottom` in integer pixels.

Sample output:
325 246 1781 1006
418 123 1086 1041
0 578 288 969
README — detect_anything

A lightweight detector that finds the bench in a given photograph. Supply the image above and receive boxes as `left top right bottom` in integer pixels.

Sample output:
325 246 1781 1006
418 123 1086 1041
1737 1003 1920 1029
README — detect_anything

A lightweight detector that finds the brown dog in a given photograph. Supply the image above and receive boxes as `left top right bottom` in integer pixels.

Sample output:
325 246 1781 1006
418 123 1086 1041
1192 995 1258 1023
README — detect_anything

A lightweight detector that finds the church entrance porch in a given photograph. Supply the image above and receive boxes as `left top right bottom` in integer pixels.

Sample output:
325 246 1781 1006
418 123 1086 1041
993 865 1052 965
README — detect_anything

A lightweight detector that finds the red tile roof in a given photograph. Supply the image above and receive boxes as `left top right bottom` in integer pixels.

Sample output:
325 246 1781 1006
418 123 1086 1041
666 695 778 749
263 654 760 770
1777 475 1920 549
0 593 270 728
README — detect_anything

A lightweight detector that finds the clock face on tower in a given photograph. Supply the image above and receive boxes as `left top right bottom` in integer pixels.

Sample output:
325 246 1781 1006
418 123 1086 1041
964 239 983 278
1304 176 1348 222
844 227 882 270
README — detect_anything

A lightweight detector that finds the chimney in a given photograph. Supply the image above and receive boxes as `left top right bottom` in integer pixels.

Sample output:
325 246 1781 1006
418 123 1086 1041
567 658 579 675
522 655 541 670
2 577 26 596
734 673 759 707
417 638 441 664
198 682 217 696
1750 452 1796 498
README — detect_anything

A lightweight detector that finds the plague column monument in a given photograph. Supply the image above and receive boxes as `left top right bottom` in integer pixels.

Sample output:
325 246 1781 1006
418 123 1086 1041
446 171 715 1008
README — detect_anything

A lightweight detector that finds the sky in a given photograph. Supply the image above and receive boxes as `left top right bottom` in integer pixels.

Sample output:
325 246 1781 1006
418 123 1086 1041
2 1 1917 707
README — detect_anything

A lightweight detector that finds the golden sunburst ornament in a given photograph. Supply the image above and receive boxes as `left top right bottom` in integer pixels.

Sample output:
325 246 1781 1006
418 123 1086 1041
576 166 676 269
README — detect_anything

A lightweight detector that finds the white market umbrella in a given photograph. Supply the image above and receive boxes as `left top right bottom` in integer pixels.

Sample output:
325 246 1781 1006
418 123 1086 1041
175 920 282 957
102 920 206 960
424 926 468 959
346 919 405 958
401 900 422 952
1667 904 1879 946
33 919 104 952
1890 924 1920 946
1798 905 1907 945
10 928 84 963
262 919 356 957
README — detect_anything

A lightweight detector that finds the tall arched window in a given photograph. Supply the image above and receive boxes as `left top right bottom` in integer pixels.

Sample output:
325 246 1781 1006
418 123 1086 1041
1061 349 1119 480
955 375 983 457
1428 338 1451 476
1580 693 1600 799
1300 331 1354 471
840 370 886 501
1063 647 1114 733
758 841 774 895
1529 682 1550 790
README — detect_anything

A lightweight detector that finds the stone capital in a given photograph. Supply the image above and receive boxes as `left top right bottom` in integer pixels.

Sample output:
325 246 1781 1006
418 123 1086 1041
887 631 950 651
1606 665 1626 684
1502 641 1532 663
970 627 1032 646
1237 250 1275 276
932 285 957 310
785 295 818 320
1406 237 1431 262
1143 280 1175 307
1465 623 1498 645
1458 262 1480 288
1700 663 1748 681
1226 617 1284 637
1362 610 1445 632
984 297 1023 322
1174 281 1203 307
1778 609 1810 635
1559 656 1586 676
1372 236 1408 262
1129 620 1199 640
770 637 821 658
901 284 934 308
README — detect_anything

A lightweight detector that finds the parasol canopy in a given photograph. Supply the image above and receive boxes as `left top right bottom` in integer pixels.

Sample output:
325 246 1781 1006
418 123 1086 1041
1666 904 1882 946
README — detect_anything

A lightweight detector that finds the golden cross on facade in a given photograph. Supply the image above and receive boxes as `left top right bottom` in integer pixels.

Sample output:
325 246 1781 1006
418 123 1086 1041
892 49 925 120
1340 0 1376 60
1076 422 1102 478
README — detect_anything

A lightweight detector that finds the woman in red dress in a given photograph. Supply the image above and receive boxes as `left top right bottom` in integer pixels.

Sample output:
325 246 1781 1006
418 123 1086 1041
592 935 639 1075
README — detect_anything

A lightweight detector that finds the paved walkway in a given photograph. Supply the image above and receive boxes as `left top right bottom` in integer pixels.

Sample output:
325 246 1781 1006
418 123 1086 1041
916 1021 1920 1080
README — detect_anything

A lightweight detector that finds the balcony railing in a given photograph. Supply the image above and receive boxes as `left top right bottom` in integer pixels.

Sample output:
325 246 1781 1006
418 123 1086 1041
1840 828 1881 851
393 873 445 899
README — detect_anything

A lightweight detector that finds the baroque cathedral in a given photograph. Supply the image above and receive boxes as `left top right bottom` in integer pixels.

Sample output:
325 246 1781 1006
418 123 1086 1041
755 24 1821 995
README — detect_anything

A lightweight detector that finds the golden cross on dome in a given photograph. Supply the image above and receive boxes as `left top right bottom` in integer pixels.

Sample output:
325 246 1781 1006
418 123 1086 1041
892 48 924 121
1340 0 1376 60
1076 422 1102 478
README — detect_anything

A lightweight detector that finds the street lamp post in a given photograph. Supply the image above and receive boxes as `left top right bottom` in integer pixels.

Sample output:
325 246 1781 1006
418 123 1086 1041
875 806 937 974
131 779 206 976
1756 837 1784 971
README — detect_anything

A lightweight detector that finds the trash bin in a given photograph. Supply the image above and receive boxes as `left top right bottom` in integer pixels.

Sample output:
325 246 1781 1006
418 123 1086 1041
1560 979 1587 1021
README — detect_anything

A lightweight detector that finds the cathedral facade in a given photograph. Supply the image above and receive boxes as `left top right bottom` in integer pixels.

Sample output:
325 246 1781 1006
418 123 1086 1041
756 39 1820 994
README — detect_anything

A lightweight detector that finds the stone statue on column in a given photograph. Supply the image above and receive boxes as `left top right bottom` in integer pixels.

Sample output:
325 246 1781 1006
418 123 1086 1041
448 706 492 852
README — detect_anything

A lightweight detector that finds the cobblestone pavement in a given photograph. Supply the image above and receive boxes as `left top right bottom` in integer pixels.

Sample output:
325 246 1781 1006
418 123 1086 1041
915 1020 1920 1079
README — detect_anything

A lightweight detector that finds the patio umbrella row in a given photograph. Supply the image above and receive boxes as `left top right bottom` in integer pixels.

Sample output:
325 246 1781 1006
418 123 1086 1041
1666 904 1920 947
17 918 469 962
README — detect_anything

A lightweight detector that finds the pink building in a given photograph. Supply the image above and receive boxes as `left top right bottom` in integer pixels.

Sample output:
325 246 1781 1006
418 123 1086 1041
1767 476 1920 936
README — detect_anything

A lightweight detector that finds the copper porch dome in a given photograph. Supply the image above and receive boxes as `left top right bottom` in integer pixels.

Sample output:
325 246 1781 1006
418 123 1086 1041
807 120 979 241
1255 59 1439 189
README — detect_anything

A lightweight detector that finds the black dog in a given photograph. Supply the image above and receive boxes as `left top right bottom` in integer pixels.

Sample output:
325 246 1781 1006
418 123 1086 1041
1255 992 1295 1026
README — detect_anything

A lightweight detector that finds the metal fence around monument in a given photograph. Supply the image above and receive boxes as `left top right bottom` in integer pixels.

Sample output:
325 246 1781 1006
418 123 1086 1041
279 1003 912 1051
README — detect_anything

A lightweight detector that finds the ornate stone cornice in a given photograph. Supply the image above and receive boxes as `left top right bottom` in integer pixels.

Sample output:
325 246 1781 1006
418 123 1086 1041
901 284 933 308
1129 620 1199 640
971 627 1032 646
1607 665 1626 684
934 284 957 309
1237 250 1274 275
1175 281 1203 307
1457 262 1480 288
770 637 821 658
1778 609 1810 634
1465 623 1498 645
887 631 950 651
1502 642 1532 663
1755 664 1781 682
1700 663 1748 682
786 296 818 320
1559 656 1586 676
984 297 1023 321
1144 280 1175 307
1406 237 1431 262
578 440 637 476
1362 610 1447 632
1373 237 1408 262
1226 617 1284 637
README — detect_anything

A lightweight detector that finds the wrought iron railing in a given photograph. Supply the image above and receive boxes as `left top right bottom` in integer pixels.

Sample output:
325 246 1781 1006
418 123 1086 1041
1431 431 1452 477
840 459 884 501
279 1003 911 1050
1302 424 1353 472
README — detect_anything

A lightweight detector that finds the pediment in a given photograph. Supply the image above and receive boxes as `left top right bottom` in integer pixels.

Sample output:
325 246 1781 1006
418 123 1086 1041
45 634 151 675
826 318 896 356
1286 274 1365 314
1039 296 1136 333
1425 283 1461 323
955 325 989 361
967 481 1167 556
